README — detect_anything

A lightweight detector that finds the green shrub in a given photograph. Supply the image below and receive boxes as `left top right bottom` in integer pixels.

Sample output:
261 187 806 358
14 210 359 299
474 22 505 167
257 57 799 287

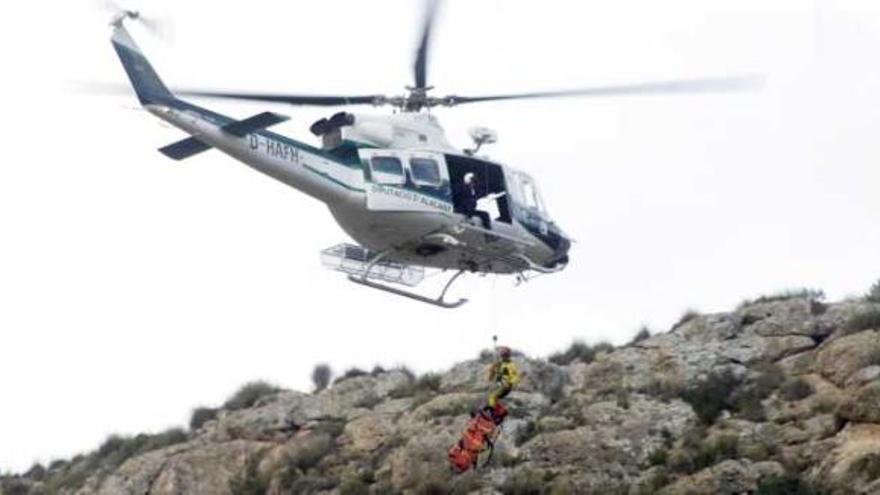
548 340 611 365
811 396 838 415
734 389 767 422
498 450 526 467
670 431 739 474
428 396 474 418
88 428 188 475
740 439 775 462
189 407 218 430
339 477 370 495
97 434 141 466
529 360 567 403
447 472 483 494
312 419 346 438
672 310 700 331
757 472 821 495
395 365 416 382
642 378 685 402
289 434 334 472
741 288 825 308
850 453 880 481
648 448 669 466
752 362 786 398
415 373 442 392
390 371 442 400
594 342 615 354
868 345 880 367
24 463 46 481
0 478 30 495
223 381 281 411
311 364 333 392
515 420 539 446
780 377 814 401
629 327 652 345
667 450 696 473
334 368 368 384
680 370 740 424
683 364 787 423
228 454 269 495
141 428 188 451
867 279 880 303
699 435 740 468
845 308 880 334
500 468 551 495
284 475 339 493
353 392 382 409
615 386 631 410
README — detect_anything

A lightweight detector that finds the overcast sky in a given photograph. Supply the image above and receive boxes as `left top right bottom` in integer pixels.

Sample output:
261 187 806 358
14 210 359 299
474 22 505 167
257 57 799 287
1 0 879 473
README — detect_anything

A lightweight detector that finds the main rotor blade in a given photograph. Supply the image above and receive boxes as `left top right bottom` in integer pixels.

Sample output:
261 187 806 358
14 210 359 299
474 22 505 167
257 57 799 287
440 75 764 106
174 90 387 106
413 0 441 89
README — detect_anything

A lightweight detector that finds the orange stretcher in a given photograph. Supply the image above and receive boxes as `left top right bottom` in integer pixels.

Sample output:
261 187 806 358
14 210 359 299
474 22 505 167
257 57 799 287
448 401 508 473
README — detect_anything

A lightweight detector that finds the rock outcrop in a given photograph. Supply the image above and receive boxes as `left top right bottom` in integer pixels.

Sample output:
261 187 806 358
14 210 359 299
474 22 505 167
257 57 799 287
3 293 880 494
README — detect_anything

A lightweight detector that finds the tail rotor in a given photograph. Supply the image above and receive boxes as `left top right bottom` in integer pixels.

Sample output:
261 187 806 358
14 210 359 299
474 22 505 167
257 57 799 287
102 1 174 42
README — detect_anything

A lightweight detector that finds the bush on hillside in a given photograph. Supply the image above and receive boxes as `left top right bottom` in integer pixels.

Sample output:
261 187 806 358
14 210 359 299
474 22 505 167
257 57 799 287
740 288 825 308
680 369 741 424
189 407 218 431
549 340 612 365
672 309 700 331
229 454 269 495
845 308 880 334
628 327 652 345
780 377 814 401
223 381 281 411
867 279 880 303
311 364 333 392
333 368 368 384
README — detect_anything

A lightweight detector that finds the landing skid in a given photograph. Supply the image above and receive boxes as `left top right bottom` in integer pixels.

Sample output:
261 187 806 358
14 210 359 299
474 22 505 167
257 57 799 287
348 269 468 309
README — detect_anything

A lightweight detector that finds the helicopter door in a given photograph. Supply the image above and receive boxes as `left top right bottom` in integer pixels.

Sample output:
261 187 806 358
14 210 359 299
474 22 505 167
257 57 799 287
360 149 453 213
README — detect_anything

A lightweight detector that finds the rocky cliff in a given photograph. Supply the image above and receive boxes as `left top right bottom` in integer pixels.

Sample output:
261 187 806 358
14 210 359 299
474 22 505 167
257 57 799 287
3 291 880 494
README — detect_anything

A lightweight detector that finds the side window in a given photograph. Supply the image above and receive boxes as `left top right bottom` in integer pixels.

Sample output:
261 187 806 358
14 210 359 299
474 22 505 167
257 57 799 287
370 156 405 184
410 158 441 186
521 179 539 209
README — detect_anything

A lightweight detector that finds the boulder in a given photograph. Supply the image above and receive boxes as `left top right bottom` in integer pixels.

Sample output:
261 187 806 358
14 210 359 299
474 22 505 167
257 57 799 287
815 423 880 493
846 365 880 389
146 440 266 495
814 331 880 387
341 415 394 453
659 459 785 495
838 381 880 424
736 297 822 337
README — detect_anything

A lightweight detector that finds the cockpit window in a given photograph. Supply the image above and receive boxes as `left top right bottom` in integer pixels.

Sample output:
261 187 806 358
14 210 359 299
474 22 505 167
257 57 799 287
410 158 441 186
512 172 548 217
371 156 403 176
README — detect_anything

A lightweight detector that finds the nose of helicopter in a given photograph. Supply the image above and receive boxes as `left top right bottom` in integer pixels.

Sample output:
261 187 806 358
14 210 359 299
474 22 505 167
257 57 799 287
544 231 571 269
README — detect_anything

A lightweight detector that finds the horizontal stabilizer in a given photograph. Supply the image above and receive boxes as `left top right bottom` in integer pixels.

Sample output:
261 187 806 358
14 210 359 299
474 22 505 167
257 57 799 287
221 111 289 137
158 136 212 160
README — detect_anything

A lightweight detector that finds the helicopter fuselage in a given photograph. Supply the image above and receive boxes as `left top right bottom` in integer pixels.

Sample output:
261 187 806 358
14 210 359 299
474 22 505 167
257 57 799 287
144 101 570 275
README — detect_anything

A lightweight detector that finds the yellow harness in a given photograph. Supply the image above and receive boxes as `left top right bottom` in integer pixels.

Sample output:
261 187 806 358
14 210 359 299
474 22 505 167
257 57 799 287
489 360 521 388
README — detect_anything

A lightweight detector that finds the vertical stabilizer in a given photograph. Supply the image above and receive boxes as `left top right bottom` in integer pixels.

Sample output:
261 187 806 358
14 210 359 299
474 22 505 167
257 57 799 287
110 25 174 105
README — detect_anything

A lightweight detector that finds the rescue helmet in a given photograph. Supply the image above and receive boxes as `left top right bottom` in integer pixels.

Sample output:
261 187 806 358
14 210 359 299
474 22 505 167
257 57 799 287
498 346 512 359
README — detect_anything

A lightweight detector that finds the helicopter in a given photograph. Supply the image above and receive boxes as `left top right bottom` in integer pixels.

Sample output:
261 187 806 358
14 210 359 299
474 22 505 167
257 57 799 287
106 2 757 308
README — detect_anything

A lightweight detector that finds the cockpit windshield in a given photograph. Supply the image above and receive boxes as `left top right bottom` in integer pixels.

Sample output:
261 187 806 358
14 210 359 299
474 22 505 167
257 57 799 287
509 170 549 219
